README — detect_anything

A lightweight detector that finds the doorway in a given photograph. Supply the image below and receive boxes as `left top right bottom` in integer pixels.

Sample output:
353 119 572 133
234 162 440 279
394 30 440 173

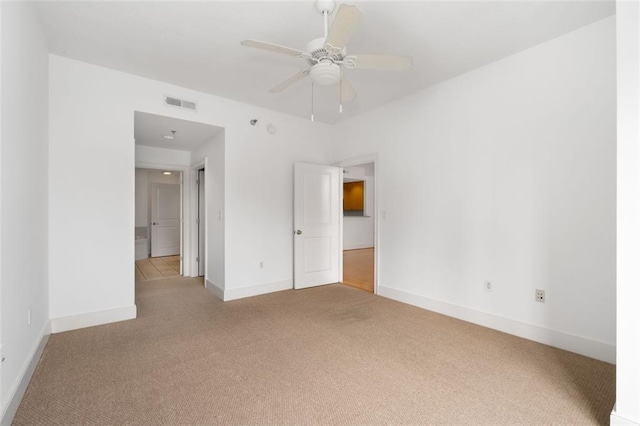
341 162 375 293
133 110 224 289
292 159 378 293
135 168 183 281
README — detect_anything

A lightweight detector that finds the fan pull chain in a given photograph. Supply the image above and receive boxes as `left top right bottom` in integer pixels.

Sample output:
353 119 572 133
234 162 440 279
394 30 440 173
311 82 315 122
339 69 343 113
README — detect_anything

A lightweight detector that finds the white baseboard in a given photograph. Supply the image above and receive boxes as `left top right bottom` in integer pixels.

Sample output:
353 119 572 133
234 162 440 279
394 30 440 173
1 321 51 426
223 279 292 301
344 244 374 251
378 286 616 364
206 279 224 301
611 410 640 426
50 304 137 333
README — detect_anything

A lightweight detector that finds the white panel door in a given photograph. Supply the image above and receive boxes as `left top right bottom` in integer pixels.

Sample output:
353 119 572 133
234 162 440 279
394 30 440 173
151 183 181 257
294 162 341 289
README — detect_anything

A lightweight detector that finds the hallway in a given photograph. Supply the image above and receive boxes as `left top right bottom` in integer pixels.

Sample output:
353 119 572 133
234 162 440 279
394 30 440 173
342 248 374 293
135 256 180 282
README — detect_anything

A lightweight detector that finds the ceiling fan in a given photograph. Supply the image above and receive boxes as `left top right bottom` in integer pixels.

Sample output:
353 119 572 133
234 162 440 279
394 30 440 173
240 0 413 114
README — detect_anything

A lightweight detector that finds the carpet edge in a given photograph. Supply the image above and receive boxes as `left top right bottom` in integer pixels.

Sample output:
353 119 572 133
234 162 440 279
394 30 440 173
378 285 616 364
50 304 137 333
611 408 640 426
0 321 50 426
206 279 224 300
224 280 292 301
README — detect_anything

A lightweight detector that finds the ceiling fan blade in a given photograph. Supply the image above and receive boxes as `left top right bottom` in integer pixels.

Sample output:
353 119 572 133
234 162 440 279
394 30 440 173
269 69 310 93
350 54 413 70
339 75 357 103
241 39 306 58
324 4 362 52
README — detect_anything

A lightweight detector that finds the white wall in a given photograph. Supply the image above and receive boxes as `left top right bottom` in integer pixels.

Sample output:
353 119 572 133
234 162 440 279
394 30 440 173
49 55 333 322
613 2 640 425
222 121 332 299
343 214 374 250
332 17 616 363
192 133 225 291
0 2 50 420
135 145 191 168
134 169 149 227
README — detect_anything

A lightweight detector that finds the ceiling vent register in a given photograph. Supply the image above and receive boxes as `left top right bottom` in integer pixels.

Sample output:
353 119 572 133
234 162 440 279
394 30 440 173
164 96 197 111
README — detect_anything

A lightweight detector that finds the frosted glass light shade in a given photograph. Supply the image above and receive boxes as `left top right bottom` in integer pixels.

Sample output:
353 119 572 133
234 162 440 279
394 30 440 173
309 62 340 86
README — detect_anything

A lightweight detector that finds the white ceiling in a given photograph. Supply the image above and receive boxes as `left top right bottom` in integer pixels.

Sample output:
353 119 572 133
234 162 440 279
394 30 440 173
134 111 223 151
38 1 615 124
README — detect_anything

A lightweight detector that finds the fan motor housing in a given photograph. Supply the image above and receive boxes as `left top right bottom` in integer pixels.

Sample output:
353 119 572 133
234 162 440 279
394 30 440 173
305 37 346 67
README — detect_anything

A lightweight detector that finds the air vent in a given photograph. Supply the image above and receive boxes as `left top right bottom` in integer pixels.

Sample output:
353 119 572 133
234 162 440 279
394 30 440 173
181 100 197 110
164 96 197 111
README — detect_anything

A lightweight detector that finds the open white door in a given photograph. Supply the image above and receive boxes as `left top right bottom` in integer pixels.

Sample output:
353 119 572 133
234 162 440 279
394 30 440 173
151 183 181 257
294 162 341 289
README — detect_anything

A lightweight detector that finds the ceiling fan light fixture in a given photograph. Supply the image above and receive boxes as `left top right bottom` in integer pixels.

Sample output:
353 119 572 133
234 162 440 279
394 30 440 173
163 130 177 140
309 62 340 86
240 2 413 120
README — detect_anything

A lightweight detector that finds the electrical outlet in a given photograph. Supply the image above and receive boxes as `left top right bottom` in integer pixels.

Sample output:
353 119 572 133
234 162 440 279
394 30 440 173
259 261 264 269
484 281 492 292
535 289 545 303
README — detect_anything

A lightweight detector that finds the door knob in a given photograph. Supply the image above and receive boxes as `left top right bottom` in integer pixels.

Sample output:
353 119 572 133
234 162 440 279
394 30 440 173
152 222 159 225
296 230 302 235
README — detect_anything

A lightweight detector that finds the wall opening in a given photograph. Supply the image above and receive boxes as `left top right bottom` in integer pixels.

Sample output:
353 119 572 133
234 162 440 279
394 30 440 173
341 162 375 293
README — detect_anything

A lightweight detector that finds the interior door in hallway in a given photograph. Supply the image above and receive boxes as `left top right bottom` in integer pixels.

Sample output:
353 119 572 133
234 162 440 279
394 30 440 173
293 162 341 289
151 183 181 257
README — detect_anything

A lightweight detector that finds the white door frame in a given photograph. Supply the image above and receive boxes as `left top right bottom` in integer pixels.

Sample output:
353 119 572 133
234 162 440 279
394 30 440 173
135 162 191 276
333 154 379 294
197 169 206 276
190 160 206 281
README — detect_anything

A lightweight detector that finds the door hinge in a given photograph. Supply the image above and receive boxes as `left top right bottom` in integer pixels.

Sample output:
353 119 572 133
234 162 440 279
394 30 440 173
196 257 199 263
196 218 200 224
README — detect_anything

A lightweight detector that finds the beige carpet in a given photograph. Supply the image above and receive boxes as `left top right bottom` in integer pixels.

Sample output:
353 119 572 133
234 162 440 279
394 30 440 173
14 278 615 425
